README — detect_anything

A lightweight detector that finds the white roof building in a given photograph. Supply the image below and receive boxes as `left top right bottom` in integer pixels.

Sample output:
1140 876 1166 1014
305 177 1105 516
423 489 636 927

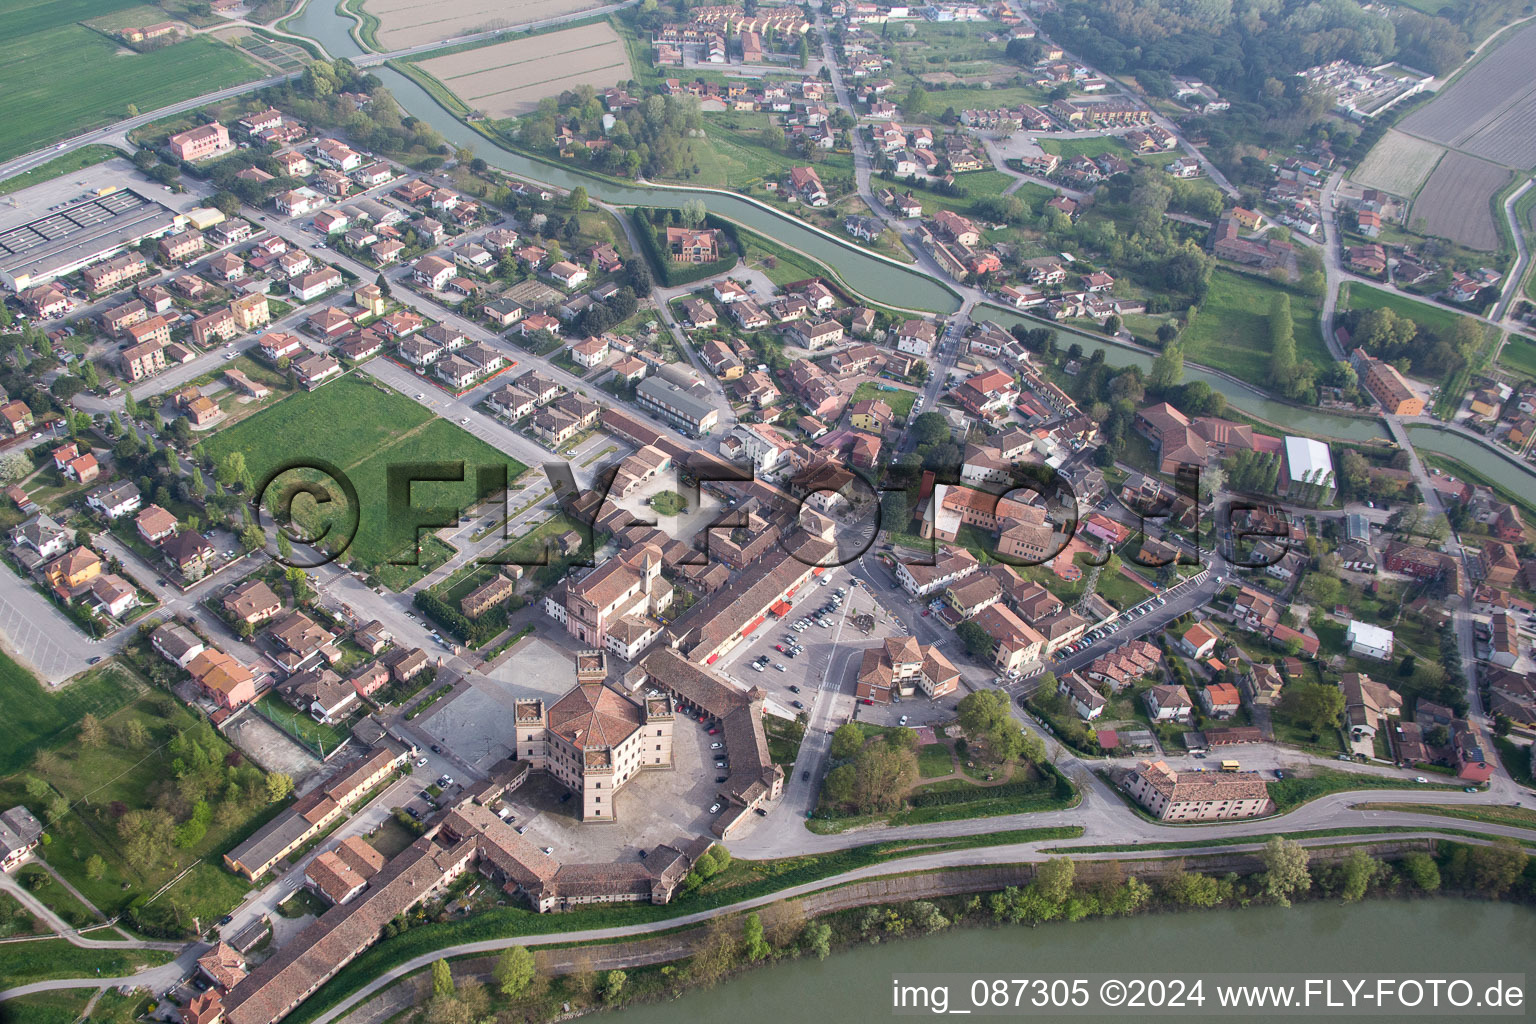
1280 435 1335 497
1346 619 1393 660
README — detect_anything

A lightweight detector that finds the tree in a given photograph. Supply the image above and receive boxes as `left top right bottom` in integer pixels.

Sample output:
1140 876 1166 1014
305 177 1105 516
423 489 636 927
830 722 864 760
265 772 294 803
85 854 107 880
493 946 535 998
567 186 589 212
1148 343 1183 391
1468 839 1527 898
687 918 738 987
910 411 950 447
0 451 31 483
602 969 627 1004
1337 848 1377 902
803 920 832 959
1400 851 1440 892
956 690 1025 762
431 958 454 998
1278 681 1344 736
78 714 104 748
743 911 770 961
1258 836 1311 906
1269 293 1297 395
956 619 992 659
904 84 928 116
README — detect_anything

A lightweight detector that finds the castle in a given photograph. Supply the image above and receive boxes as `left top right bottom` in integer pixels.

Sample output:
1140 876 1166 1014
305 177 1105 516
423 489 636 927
513 650 674 820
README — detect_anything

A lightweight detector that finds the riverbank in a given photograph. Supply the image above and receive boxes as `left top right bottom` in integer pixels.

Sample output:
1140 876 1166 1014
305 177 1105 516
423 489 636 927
332 836 1532 1024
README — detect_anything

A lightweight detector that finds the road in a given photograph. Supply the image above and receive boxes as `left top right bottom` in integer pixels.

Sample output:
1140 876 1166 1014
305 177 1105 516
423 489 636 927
1495 177 1534 323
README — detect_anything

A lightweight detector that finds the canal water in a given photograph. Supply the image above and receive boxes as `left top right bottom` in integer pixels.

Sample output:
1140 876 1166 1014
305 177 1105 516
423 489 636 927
280 1 1536 496
605 899 1535 1024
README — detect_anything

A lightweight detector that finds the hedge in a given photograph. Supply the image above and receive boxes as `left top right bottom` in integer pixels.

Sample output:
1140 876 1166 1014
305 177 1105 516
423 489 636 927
631 209 738 287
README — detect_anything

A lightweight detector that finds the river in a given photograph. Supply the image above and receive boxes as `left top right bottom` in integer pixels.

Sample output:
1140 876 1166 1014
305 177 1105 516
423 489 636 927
279 0 1536 497
606 900 1535 1024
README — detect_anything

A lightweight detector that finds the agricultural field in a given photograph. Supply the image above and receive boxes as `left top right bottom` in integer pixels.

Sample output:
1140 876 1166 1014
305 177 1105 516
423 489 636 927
1398 21 1536 168
1179 270 1328 385
1350 129 1445 197
1410 151 1510 250
0 0 260 162
198 376 526 568
413 21 629 118
363 0 603 50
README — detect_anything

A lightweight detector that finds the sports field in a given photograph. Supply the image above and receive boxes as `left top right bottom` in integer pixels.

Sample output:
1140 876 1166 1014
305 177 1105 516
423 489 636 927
1410 151 1510 251
363 0 602 49
0 0 260 162
414 22 629 118
198 376 527 566
1350 129 1444 197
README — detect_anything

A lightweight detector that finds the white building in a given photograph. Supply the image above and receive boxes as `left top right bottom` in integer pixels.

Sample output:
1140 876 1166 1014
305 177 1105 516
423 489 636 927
1346 619 1394 660
1279 435 1335 501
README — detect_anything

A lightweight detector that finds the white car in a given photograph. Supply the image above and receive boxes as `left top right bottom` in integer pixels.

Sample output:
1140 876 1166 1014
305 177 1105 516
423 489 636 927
898 715 908 726
710 741 723 749
709 802 722 814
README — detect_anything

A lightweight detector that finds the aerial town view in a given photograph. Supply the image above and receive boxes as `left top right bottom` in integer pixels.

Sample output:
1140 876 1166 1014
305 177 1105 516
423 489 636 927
2 0 1536 1019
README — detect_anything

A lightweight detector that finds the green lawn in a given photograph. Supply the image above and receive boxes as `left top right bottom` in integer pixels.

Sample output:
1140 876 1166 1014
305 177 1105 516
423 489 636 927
151 860 255 924
1181 269 1328 386
0 890 43 938
197 376 527 568
1269 768 1460 811
852 379 917 419
0 678 277 920
1342 281 1472 339
916 742 953 778
1039 136 1132 161
649 490 688 516
255 693 352 756
0 938 173 989
0 654 143 777
1497 333 1536 380
0 144 125 195
373 534 456 592
15 864 101 928
0 0 261 161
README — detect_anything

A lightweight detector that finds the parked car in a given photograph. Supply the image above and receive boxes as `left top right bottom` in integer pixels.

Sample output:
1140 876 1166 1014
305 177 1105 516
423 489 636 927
709 802 722 814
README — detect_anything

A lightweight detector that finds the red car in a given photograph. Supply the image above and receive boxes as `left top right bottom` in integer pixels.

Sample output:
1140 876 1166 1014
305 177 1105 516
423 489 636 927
921 609 930 617
708 727 718 735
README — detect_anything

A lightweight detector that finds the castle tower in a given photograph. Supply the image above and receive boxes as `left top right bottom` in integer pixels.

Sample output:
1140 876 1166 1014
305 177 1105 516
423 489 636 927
513 698 548 769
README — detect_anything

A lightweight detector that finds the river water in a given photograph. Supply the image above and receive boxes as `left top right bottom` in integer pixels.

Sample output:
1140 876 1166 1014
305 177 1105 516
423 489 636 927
606 900 1535 1024
279 1 1536 496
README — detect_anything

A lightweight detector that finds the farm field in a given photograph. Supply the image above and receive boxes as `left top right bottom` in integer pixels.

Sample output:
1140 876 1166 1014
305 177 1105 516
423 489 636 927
0 0 260 162
1410 151 1510 251
1179 270 1328 385
1350 129 1445 197
198 376 527 567
1398 21 1536 168
363 0 602 50
413 21 629 118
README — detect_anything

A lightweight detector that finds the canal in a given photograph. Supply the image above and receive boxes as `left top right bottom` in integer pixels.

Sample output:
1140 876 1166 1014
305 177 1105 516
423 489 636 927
606 899 1535 1024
